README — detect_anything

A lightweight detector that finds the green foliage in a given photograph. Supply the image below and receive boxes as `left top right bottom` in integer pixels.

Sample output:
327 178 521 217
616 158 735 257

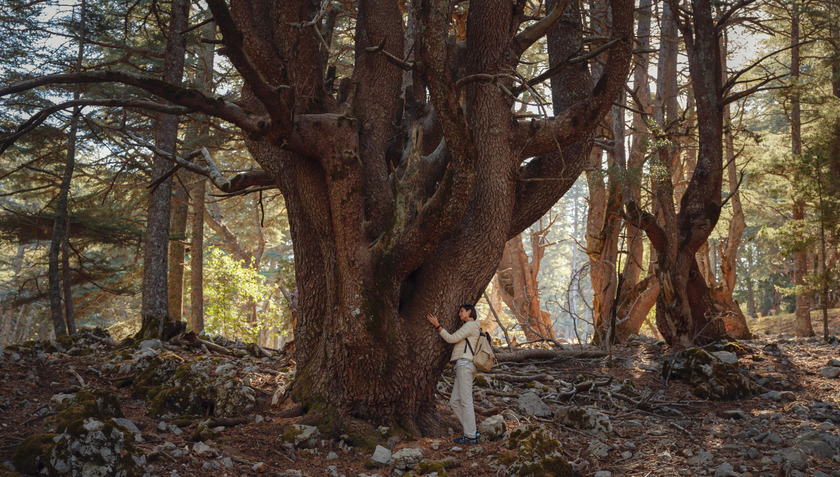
202 247 289 344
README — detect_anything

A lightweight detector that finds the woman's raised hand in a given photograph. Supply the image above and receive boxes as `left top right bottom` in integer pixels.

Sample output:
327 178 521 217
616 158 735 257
426 313 439 328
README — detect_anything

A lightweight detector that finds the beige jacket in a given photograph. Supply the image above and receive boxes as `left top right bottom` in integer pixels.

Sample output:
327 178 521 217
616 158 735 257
439 321 480 362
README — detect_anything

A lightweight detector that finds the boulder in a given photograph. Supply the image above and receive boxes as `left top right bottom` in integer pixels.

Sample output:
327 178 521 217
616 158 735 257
370 445 391 467
392 447 423 470
819 367 840 379
517 392 553 417
557 406 612 436
477 415 505 441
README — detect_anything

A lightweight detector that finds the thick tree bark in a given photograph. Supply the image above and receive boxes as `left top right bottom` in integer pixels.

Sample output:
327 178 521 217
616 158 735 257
624 0 652 296
140 0 189 327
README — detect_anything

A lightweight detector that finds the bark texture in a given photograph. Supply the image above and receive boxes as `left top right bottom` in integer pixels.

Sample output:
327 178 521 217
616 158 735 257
141 0 189 324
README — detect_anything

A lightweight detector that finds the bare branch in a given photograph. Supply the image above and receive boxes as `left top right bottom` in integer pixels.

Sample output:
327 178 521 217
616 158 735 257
125 131 232 191
722 40 813 95
512 39 619 96
0 99 189 155
512 0 570 56
0 71 265 134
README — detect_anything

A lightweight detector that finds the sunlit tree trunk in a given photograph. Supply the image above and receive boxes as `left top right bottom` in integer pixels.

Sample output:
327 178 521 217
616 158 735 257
496 223 556 341
711 32 750 338
628 0 730 346
188 19 215 334
790 1 815 337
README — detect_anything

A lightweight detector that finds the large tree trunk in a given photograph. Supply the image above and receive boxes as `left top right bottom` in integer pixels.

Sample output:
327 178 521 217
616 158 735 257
227 0 632 433
140 0 188 332
629 0 729 346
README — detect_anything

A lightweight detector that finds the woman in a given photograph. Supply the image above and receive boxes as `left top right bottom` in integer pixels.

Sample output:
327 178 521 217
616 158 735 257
427 305 481 445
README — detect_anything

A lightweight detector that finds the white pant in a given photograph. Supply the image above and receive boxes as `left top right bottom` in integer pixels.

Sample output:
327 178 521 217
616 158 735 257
450 361 477 438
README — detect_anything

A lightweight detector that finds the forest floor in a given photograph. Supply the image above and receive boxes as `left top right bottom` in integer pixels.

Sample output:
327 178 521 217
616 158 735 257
0 313 839 477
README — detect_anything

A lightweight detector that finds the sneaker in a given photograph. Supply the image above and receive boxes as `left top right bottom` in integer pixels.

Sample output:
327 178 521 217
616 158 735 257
454 435 478 445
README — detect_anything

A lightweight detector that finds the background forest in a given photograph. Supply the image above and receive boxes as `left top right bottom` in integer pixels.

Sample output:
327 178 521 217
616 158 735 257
0 0 838 350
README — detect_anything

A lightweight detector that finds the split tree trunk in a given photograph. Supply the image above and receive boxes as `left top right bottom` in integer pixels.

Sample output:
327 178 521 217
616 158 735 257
495 225 556 342
629 0 730 346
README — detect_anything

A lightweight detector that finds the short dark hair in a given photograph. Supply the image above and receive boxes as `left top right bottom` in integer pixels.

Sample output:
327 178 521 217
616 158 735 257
460 304 477 319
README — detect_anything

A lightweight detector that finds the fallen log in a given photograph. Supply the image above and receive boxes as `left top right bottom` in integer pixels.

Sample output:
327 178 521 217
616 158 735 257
494 348 607 362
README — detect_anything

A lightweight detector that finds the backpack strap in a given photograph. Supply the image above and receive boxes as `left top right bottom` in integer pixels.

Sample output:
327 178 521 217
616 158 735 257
463 324 481 355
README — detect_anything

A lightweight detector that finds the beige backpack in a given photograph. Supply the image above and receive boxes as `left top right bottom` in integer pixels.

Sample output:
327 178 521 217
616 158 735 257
465 328 496 372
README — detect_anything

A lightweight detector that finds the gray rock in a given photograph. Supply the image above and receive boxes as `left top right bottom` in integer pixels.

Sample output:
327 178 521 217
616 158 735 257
760 390 782 401
139 339 163 350
326 451 339 460
221 457 233 467
193 441 218 456
50 393 75 405
762 433 783 445
712 351 738 364
112 418 143 442
251 462 266 472
587 440 612 458
326 465 339 477
594 472 612 477
465 445 483 457
213 375 255 418
793 431 835 458
827 358 840 367
477 415 505 441
688 450 713 466
778 447 809 470
286 424 319 448
713 463 737 477
819 367 840 378
747 447 759 460
370 445 392 467
557 406 612 436
517 392 553 417
391 447 423 470
721 409 748 420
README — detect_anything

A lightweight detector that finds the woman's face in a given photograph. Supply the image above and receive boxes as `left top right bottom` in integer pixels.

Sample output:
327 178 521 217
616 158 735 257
459 307 471 321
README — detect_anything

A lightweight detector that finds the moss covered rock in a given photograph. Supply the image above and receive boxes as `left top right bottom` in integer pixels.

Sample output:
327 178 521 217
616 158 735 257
15 389 148 476
662 347 756 400
489 424 579 476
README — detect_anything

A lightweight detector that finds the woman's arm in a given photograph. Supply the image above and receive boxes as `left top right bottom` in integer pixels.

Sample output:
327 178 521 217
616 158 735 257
439 321 479 344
